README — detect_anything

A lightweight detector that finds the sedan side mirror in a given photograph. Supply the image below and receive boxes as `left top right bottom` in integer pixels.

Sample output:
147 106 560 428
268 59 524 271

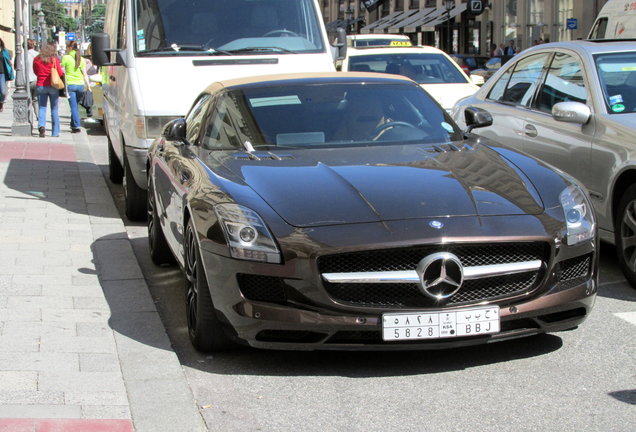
470 75 485 86
552 101 592 124
464 106 493 134
162 118 187 141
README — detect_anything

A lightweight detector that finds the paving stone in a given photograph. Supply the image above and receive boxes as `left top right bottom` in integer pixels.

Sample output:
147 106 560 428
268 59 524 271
65 391 129 406
81 405 131 420
41 284 104 298
2 321 76 338
93 239 145 281
0 371 38 391
0 390 64 404
40 334 117 354
39 372 126 393
76 322 113 338
42 308 110 324
0 336 40 352
79 353 122 373
0 308 41 322
0 404 82 419
7 295 74 309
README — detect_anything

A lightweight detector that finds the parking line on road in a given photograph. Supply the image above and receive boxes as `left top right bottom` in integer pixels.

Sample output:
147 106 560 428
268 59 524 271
614 311 636 326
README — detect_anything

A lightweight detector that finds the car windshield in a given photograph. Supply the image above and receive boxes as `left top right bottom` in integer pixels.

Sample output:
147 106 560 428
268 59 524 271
595 51 636 114
134 0 325 55
348 53 469 84
202 82 463 150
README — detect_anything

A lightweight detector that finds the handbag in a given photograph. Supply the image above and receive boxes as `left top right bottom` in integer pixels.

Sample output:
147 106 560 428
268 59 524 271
50 60 65 90
80 89 94 110
2 50 13 81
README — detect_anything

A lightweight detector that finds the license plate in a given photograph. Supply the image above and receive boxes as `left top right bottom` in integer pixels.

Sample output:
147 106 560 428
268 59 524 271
382 306 500 341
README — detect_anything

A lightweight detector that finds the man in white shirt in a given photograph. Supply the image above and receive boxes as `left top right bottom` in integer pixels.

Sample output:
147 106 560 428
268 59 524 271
26 39 38 119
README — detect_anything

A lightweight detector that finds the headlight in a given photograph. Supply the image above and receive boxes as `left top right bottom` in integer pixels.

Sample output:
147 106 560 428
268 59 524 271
214 204 281 263
134 116 179 139
559 185 596 245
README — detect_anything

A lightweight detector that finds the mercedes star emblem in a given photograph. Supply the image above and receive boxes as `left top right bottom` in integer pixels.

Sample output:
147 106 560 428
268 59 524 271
416 252 464 300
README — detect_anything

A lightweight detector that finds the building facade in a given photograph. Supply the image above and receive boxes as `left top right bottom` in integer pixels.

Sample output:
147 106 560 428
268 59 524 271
322 0 610 55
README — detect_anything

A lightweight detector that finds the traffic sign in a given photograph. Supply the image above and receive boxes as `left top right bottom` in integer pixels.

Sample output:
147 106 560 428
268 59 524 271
567 18 578 30
468 0 485 15
67 32 76 41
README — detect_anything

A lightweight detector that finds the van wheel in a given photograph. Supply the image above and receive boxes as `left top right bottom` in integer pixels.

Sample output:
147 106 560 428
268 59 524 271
615 184 636 289
123 154 148 221
108 138 123 184
184 219 233 352
147 176 174 266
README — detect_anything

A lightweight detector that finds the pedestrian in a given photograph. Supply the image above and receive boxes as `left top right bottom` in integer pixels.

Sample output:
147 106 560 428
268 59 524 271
491 43 503 57
33 42 65 138
61 41 91 133
505 40 517 56
0 38 15 112
26 39 39 119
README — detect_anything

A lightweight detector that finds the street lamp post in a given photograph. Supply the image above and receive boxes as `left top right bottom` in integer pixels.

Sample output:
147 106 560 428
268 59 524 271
37 10 46 48
445 0 454 54
344 6 353 34
12 0 31 136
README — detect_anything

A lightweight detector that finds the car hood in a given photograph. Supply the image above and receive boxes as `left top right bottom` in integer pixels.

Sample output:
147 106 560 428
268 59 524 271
215 142 544 228
420 83 479 110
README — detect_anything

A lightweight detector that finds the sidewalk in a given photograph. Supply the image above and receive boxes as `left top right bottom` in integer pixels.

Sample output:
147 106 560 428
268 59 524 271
0 92 205 431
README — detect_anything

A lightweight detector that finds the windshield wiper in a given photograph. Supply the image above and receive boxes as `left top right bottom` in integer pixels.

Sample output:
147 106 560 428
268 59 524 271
224 46 297 55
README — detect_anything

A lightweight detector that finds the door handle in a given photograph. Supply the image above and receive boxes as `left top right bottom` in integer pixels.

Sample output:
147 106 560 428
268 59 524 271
524 124 538 138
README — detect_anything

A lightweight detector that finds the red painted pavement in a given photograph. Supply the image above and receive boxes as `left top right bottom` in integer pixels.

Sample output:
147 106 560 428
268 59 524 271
0 418 134 432
0 141 76 163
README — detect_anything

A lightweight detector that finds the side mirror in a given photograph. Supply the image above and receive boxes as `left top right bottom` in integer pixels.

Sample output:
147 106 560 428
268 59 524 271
162 118 186 141
470 75 485 86
552 101 591 124
91 33 110 67
334 27 347 61
464 106 493 133
91 32 124 67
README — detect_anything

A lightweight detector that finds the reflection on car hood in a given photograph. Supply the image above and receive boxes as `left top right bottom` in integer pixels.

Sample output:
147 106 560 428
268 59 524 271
215 142 544 228
420 83 479 110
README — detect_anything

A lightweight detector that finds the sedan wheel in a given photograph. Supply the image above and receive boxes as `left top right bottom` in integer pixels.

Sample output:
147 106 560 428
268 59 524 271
147 177 174 266
184 220 233 352
616 184 636 288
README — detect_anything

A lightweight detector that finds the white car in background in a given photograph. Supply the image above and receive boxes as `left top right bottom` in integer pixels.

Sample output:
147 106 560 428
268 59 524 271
346 33 412 48
340 45 483 111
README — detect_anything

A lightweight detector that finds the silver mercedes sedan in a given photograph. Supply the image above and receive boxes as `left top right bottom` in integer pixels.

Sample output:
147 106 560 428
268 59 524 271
452 40 636 289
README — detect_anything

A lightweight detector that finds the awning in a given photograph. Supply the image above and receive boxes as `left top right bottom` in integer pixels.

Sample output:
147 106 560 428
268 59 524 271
361 10 402 33
402 8 446 33
389 7 435 33
420 3 468 32
375 9 421 33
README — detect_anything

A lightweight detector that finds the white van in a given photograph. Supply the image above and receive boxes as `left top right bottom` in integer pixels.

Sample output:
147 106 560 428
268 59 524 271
92 0 343 220
588 0 636 39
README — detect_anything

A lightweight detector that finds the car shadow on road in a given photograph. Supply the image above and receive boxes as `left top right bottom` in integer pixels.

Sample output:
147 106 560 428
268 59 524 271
597 242 636 301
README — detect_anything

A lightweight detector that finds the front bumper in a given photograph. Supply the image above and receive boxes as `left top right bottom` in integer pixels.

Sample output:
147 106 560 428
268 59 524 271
197 214 598 351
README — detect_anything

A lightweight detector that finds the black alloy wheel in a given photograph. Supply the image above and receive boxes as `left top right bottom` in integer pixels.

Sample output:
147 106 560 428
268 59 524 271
184 220 233 352
147 176 174 266
615 184 636 289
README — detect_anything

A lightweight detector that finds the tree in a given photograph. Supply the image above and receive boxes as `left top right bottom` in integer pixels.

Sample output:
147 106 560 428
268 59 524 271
86 4 107 35
40 0 77 37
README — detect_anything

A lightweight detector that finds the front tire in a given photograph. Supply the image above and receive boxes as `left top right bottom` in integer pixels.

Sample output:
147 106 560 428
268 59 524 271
123 154 148 222
147 176 174 266
184 220 233 352
615 184 636 288
108 138 123 184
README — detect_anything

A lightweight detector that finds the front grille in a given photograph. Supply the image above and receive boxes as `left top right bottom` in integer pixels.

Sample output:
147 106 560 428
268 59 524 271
237 274 287 304
319 242 549 308
556 254 592 282
318 243 547 273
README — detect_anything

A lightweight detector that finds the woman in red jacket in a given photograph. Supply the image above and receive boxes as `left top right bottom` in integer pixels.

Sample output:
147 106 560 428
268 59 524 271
33 42 64 137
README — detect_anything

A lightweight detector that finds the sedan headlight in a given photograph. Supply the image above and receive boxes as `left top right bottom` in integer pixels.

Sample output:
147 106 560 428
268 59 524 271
559 185 596 245
215 204 281 263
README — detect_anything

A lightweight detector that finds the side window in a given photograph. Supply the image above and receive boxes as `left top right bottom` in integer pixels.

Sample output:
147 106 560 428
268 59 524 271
202 94 243 150
589 18 608 39
487 53 550 107
535 53 588 114
184 94 211 144
117 0 127 49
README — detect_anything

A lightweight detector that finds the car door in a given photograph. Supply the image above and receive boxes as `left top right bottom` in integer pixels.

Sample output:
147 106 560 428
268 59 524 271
522 51 595 189
153 94 211 254
474 52 552 154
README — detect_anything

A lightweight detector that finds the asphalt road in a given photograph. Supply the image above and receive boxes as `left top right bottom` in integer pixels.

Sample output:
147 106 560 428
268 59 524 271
86 121 636 432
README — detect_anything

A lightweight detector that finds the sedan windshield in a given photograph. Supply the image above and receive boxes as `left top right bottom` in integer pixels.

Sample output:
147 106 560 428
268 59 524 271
595 52 636 114
199 82 463 150
349 53 469 84
134 0 325 55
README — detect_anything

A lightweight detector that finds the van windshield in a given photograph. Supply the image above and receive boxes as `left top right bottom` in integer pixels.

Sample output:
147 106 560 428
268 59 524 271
134 0 326 55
